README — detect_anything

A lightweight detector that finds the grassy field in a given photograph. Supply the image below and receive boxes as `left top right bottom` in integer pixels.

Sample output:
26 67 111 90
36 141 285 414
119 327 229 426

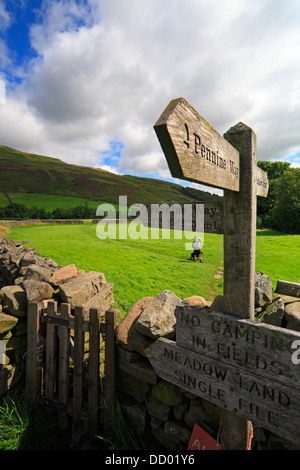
255 230 300 284
6 222 223 317
4 222 300 319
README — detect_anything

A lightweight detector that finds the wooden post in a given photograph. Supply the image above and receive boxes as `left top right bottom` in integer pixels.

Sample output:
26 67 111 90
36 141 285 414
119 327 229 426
221 123 257 449
223 123 257 320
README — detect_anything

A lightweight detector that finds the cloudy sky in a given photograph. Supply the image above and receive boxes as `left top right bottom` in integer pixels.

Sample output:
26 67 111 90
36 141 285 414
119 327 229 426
0 0 299 194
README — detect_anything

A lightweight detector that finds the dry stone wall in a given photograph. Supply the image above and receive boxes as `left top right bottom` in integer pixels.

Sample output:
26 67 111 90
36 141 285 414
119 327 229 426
0 237 114 394
115 277 300 451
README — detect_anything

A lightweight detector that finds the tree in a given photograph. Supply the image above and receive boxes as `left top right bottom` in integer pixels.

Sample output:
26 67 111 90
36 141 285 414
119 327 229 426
3 203 28 218
51 208 69 219
71 205 92 218
267 169 300 233
257 161 291 179
257 161 291 227
28 207 51 219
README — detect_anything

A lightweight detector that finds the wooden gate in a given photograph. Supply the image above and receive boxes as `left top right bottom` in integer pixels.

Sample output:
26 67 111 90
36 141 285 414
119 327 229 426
25 300 118 443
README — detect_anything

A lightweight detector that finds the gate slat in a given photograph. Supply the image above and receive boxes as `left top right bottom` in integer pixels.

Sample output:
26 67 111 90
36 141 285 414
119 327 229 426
45 301 57 400
25 302 44 405
88 308 100 435
58 303 70 429
73 305 85 442
103 309 118 430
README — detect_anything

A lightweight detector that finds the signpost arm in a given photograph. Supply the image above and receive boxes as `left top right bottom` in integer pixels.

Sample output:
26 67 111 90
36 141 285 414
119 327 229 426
221 122 257 450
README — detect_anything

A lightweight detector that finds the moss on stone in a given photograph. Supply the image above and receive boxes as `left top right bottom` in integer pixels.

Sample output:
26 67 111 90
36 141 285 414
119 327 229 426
151 380 183 406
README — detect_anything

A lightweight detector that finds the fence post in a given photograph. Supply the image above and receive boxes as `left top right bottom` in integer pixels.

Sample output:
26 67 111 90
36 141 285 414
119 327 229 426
25 302 44 406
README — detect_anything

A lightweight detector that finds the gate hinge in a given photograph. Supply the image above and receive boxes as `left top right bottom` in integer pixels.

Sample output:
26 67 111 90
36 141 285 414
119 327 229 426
43 315 69 327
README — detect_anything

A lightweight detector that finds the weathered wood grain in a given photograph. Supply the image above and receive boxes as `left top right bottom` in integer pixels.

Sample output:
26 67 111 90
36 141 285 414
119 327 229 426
103 309 118 431
256 166 269 197
154 97 240 191
146 337 300 446
154 97 269 198
45 300 57 400
58 303 70 429
25 302 44 405
175 305 300 388
88 307 100 435
275 280 300 298
223 123 257 319
73 305 84 443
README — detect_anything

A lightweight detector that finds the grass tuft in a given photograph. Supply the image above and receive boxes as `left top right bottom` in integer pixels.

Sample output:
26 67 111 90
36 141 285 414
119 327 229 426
98 400 145 450
0 386 56 450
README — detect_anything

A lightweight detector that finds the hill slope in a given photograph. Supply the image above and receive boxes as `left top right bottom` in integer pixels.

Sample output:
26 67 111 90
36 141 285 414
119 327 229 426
0 145 221 207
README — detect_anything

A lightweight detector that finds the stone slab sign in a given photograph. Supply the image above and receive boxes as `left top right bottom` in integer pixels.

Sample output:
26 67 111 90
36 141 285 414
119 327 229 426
143 202 223 234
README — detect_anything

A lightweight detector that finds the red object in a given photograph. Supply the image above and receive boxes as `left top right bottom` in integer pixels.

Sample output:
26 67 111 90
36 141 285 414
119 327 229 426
188 424 221 450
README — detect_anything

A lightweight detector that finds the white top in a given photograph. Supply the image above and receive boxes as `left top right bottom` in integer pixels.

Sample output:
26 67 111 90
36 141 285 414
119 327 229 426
192 238 202 250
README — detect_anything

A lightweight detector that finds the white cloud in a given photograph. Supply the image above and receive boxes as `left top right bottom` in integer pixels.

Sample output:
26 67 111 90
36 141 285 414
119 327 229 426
96 164 122 175
0 0 13 68
0 0 12 30
283 152 300 168
0 0 300 185
0 97 44 149
189 183 224 197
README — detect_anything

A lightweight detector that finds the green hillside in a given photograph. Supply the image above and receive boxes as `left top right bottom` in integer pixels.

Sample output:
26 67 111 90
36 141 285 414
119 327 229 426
0 145 220 209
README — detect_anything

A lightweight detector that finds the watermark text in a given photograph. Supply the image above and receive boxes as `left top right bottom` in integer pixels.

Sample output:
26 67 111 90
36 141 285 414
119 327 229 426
96 196 204 249
0 340 5 365
291 340 300 365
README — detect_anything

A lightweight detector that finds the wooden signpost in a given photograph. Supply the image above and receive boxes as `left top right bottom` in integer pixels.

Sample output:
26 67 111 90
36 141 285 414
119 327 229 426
146 97 300 449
